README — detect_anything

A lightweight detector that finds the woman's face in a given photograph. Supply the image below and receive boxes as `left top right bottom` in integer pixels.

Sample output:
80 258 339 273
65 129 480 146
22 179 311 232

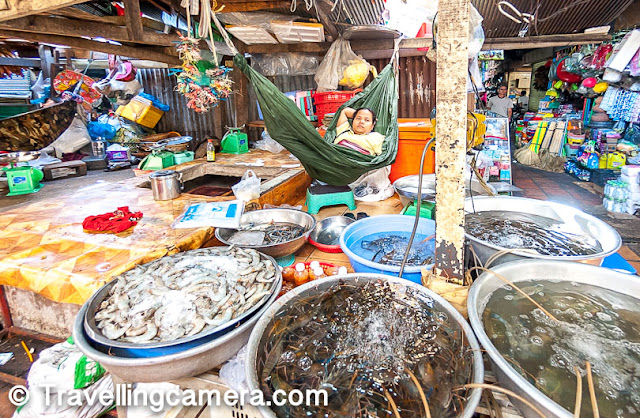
352 110 375 135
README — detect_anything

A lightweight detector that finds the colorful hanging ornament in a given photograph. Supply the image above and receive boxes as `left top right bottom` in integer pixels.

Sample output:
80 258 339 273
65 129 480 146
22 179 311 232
173 2 233 113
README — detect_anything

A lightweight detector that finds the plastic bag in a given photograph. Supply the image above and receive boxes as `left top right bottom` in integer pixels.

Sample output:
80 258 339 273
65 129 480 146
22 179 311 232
349 166 395 202
219 345 249 394
255 130 286 153
232 170 261 201
251 53 320 76
41 116 91 158
315 38 367 92
14 337 112 418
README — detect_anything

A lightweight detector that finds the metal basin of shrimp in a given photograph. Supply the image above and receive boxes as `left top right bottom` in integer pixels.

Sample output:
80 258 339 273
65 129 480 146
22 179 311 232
246 274 484 418
84 246 280 350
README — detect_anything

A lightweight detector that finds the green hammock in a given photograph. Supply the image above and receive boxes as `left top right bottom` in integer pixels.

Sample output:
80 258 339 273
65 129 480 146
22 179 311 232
234 54 399 186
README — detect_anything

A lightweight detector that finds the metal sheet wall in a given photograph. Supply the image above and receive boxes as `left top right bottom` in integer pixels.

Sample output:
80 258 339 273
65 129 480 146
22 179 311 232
137 68 223 141
370 56 436 119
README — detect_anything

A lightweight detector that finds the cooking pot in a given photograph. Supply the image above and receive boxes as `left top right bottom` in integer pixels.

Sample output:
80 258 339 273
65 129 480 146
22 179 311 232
150 170 183 200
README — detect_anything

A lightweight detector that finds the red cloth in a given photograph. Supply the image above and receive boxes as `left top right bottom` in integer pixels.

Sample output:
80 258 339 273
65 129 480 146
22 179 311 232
82 206 143 234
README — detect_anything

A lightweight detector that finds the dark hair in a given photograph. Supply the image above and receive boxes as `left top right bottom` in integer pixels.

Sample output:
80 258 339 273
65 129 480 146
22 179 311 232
498 84 508 89
521 90 527 96
352 107 377 126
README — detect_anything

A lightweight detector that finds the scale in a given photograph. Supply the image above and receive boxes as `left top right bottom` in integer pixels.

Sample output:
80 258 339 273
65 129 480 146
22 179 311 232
138 137 193 170
221 126 248 155
0 151 44 196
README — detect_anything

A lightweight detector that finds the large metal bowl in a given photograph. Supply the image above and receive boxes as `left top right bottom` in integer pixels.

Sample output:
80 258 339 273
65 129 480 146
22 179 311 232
245 273 484 418
74 277 281 382
464 196 621 266
467 260 640 418
82 249 281 355
308 216 354 252
394 174 497 206
215 208 316 258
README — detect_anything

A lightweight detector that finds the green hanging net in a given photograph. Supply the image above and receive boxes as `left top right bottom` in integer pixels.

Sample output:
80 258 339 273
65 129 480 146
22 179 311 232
234 54 399 186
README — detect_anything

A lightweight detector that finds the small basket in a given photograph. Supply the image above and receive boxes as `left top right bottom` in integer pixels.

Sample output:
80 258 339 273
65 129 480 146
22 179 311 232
313 89 361 123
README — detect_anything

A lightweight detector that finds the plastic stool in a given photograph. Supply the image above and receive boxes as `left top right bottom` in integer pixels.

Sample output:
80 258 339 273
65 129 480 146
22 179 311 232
305 185 356 214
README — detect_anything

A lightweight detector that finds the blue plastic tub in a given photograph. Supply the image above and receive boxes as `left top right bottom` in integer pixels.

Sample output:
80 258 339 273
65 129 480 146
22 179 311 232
339 214 436 284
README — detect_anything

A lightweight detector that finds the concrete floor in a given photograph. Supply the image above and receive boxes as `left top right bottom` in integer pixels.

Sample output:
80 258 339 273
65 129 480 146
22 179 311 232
0 168 135 212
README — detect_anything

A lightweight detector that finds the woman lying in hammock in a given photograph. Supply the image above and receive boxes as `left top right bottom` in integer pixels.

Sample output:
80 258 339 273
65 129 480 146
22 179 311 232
334 107 386 156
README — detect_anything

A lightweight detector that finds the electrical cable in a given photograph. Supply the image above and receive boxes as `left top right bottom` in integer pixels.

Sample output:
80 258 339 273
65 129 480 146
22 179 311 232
398 137 436 279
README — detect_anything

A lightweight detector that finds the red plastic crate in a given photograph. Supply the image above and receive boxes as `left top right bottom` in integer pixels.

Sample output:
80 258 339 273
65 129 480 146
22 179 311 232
313 89 361 124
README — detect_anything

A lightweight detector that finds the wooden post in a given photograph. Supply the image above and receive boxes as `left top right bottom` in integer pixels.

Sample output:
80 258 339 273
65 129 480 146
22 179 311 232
434 0 469 281
123 0 144 42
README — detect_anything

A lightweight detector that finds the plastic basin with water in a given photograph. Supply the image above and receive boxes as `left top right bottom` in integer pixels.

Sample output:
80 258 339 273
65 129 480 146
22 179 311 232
339 214 435 283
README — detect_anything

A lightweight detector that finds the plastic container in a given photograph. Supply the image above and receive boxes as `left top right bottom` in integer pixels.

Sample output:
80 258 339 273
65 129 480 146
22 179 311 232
564 143 581 159
116 96 164 128
173 151 194 165
339 214 435 284
389 118 436 183
313 89 360 123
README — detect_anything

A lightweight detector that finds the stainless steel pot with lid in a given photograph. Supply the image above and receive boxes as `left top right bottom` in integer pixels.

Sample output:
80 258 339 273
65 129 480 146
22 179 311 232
150 170 183 200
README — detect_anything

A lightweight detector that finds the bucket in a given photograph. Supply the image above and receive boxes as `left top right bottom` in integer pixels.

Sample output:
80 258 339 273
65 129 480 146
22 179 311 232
339 214 435 283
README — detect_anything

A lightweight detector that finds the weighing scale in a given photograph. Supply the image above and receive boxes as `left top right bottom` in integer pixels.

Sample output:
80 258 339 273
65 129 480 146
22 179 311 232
0 151 44 196
138 137 193 170
221 126 248 154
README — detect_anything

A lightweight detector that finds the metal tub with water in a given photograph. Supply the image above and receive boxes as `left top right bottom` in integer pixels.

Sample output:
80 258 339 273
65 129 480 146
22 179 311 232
464 196 621 266
468 260 640 418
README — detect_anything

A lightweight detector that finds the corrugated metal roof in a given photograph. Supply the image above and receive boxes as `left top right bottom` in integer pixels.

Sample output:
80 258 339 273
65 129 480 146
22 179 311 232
281 0 634 38
137 68 223 142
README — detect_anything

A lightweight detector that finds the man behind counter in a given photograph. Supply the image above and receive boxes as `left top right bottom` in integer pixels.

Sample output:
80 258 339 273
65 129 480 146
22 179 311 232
487 84 513 120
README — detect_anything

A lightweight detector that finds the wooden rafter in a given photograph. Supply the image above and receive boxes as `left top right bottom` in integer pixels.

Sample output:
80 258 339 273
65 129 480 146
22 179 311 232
124 0 145 42
0 0 86 22
44 7 166 32
0 16 179 46
217 1 291 13
0 29 180 65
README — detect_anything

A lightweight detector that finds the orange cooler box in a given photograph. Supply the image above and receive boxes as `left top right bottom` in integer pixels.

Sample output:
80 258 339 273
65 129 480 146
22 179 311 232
389 118 435 183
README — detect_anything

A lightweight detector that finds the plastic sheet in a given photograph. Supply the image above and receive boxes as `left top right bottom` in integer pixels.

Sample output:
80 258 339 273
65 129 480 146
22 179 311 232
254 130 286 153
41 116 91 158
251 53 319 76
0 182 220 304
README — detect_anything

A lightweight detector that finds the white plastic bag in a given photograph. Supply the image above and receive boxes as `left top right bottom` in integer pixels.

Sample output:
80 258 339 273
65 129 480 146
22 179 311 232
349 167 395 202
315 38 370 92
41 116 91 158
219 345 249 394
232 170 261 201
255 130 286 153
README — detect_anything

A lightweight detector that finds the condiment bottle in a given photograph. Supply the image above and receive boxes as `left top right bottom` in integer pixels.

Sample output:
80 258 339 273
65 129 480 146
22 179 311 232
323 266 339 276
338 266 348 275
206 138 215 162
294 263 309 286
309 260 320 270
313 267 325 280
282 266 296 283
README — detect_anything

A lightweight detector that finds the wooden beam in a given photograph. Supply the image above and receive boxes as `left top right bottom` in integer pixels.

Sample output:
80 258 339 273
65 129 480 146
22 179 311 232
218 1 290 13
0 16 179 46
434 0 468 281
0 0 86 22
316 1 339 42
0 56 40 67
124 0 145 42
46 7 166 32
0 29 181 65
482 34 611 50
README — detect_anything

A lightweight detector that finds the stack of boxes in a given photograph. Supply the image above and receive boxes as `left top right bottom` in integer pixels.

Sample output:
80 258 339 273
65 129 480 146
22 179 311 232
621 165 640 215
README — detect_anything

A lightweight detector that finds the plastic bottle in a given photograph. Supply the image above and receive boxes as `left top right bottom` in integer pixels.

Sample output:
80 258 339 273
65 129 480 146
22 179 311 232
313 267 326 280
323 266 339 276
206 138 215 162
294 263 309 286
282 267 296 283
338 266 348 275
309 260 320 270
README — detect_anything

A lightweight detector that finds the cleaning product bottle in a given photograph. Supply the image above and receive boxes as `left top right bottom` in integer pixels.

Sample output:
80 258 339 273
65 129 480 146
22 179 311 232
206 138 215 162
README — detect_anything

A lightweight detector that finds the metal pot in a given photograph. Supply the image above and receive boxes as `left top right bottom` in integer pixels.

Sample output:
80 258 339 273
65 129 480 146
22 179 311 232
150 170 183 200
467 260 640 417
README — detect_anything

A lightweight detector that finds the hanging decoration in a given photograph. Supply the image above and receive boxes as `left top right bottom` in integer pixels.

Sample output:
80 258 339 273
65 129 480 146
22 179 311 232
174 0 233 113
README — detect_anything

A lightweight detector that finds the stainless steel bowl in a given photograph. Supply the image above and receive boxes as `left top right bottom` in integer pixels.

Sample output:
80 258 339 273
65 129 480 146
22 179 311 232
467 260 640 418
215 208 316 258
83 248 281 351
74 277 281 382
308 216 354 250
464 196 621 266
394 174 497 206
246 273 484 418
